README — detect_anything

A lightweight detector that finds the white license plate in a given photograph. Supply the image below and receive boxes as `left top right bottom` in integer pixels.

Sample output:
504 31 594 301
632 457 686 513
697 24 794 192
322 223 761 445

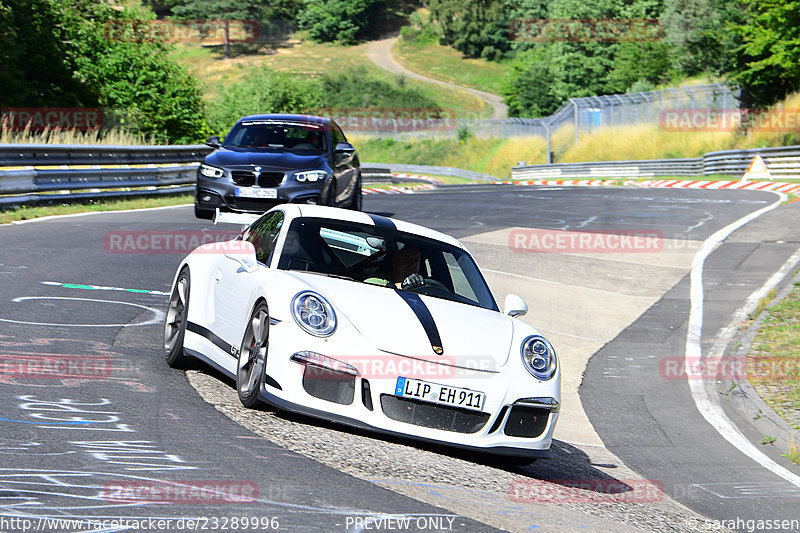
235 187 277 199
395 377 485 411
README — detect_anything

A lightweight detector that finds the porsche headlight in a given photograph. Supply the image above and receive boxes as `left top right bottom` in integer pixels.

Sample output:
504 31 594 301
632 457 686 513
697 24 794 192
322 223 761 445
291 291 336 337
295 170 327 182
521 335 557 380
200 164 225 179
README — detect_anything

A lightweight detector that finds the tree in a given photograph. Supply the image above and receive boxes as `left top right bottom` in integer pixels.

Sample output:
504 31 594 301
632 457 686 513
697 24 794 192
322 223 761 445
606 41 672 93
662 0 745 76
724 0 800 108
429 0 513 60
0 0 209 143
167 0 260 58
297 0 386 44
0 0 101 107
206 67 323 135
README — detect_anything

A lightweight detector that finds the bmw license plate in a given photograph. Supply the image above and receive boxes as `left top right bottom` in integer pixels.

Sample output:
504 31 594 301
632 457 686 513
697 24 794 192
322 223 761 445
395 377 485 411
235 186 277 199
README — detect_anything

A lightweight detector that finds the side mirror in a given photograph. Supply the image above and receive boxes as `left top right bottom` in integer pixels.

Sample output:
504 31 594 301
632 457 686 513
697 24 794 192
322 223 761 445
224 240 258 273
504 294 528 317
334 142 355 153
205 135 221 148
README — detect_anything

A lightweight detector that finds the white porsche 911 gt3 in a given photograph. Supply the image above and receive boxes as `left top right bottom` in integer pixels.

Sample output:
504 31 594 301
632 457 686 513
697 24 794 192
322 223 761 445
164 205 560 461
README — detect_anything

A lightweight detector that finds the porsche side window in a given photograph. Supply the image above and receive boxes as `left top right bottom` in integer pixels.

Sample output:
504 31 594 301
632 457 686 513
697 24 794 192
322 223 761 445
245 211 284 266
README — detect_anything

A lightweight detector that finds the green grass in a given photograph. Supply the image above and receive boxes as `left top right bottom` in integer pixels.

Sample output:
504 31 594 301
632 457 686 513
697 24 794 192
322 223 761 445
747 282 800 432
356 135 554 179
0 194 193 225
393 35 507 96
785 437 800 466
171 36 491 119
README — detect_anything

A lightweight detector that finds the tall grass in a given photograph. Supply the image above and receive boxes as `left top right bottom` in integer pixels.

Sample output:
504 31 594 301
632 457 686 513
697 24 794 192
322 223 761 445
735 92 800 149
355 135 549 178
1 125 153 145
558 124 738 162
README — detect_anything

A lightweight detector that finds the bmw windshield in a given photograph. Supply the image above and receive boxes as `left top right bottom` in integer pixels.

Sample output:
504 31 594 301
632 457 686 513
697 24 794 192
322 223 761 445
223 120 326 152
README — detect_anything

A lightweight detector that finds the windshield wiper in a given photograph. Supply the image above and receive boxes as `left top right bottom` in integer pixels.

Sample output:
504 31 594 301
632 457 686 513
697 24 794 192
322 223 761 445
294 270 359 282
324 273 358 282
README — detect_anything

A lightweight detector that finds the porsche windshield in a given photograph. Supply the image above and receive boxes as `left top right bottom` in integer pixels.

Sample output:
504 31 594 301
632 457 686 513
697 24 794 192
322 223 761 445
277 218 498 311
223 120 325 151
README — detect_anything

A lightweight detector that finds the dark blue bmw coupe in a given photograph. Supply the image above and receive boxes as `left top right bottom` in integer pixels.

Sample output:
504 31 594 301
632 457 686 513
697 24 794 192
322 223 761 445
194 114 362 219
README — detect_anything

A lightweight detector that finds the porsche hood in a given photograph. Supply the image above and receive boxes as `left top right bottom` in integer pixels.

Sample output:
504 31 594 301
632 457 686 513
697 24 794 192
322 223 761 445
285 272 514 370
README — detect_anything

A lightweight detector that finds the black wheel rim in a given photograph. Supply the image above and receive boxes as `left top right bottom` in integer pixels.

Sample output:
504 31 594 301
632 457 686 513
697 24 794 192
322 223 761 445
164 274 188 353
238 307 268 396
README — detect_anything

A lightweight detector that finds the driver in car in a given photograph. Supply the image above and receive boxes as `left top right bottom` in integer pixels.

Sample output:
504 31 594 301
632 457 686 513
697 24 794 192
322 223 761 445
247 129 270 147
364 245 424 290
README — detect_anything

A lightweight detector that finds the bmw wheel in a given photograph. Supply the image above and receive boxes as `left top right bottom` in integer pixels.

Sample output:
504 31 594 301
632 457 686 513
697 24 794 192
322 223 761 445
237 301 269 408
164 268 190 368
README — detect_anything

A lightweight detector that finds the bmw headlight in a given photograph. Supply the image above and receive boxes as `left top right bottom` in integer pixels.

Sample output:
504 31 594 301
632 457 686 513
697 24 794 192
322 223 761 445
521 335 557 380
291 291 336 337
199 164 225 179
295 170 327 183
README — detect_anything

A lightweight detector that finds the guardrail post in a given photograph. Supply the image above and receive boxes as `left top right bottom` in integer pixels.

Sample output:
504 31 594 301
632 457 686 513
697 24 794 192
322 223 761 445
571 99 579 144
544 120 552 164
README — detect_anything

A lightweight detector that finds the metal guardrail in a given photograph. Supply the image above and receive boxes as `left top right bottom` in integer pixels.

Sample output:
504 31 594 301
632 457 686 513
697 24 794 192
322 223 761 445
4 141 797 208
0 144 211 207
0 145 495 208
362 162 496 182
512 145 800 181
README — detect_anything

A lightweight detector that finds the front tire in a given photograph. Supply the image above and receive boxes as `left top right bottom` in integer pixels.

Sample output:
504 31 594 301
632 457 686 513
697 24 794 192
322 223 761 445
349 176 362 211
164 268 191 368
324 179 337 206
237 301 270 408
194 204 214 220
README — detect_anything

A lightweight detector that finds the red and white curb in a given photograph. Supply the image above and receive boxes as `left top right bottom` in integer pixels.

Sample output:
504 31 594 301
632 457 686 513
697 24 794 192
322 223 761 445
363 183 437 195
363 172 442 195
496 178 800 196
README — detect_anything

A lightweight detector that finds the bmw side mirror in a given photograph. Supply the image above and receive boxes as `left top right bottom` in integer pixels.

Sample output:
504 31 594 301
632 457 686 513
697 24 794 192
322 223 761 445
334 142 355 153
224 240 258 273
205 135 221 148
504 294 528 317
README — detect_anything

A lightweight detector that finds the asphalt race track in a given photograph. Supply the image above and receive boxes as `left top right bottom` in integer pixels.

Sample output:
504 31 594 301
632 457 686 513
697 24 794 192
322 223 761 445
0 184 798 532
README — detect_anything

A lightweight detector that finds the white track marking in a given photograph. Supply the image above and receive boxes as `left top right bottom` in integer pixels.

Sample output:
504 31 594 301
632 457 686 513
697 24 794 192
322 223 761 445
8 204 191 226
482 268 630 296
685 191 800 487
0 297 164 327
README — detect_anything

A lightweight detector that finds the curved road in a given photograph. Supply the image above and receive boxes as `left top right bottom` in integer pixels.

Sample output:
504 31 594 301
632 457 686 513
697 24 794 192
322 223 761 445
366 37 508 120
0 185 798 532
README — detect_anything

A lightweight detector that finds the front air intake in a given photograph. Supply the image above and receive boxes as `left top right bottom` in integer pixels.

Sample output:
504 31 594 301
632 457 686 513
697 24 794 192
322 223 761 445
302 364 355 405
